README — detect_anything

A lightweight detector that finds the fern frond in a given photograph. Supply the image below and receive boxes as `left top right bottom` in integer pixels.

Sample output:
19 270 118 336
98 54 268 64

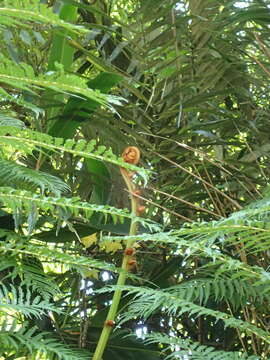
144 333 259 360
101 231 270 285
0 283 60 318
0 187 139 228
103 195 270 279
0 114 25 129
0 54 119 108
0 255 59 298
0 322 91 359
97 285 270 344
167 278 267 310
0 190 157 237
0 231 119 275
0 126 150 183
0 0 87 35
0 159 69 195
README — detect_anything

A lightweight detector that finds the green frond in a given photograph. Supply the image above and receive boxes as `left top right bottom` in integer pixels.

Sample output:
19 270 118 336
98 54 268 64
1 0 269 358
0 322 91 359
167 278 267 310
0 0 88 35
0 126 150 183
105 195 270 253
144 333 259 360
0 54 119 109
0 230 119 275
0 187 137 226
0 254 59 298
0 283 60 318
0 114 25 129
103 195 270 279
0 159 69 195
98 285 270 344
101 230 269 284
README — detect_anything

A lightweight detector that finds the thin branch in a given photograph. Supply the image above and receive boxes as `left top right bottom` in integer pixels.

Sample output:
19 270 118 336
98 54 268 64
128 190 193 223
153 151 242 210
148 186 222 218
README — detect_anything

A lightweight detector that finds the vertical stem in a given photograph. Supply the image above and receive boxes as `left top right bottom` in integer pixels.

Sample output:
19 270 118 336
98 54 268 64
91 250 134 359
92 150 141 360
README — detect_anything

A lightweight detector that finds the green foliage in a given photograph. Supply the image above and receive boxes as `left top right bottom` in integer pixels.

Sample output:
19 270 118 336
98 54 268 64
0 186 133 225
0 159 69 195
0 114 25 128
97 284 270 344
0 126 149 182
1 0 270 359
0 0 88 34
47 2 78 72
144 333 259 360
0 283 60 318
0 321 91 359
0 54 117 111
0 230 120 275
0 254 59 298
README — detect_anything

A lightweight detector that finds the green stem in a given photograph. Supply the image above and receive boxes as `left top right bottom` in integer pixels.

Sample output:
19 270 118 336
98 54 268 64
92 169 138 360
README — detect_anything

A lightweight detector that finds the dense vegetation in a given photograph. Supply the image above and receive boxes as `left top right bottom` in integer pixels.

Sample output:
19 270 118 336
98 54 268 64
1 0 270 359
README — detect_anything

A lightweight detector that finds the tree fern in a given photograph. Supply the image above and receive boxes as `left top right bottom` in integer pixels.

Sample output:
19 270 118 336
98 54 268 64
0 159 69 195
0 0 88 35
0 54 119 109
0 283 60 318
0 321 91 359
99 285 270 345
144 333 260 360
0 126 150 182
0 254 59 299
0 229 118 273
1 0 270 358
94 197 270 355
